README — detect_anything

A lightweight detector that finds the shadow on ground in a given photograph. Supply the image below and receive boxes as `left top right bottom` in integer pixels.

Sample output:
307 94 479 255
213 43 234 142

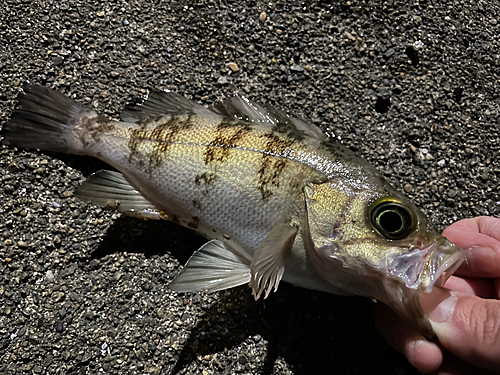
86 214 417 375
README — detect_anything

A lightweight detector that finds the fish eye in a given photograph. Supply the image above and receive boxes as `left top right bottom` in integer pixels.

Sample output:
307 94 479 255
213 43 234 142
370 199 416 240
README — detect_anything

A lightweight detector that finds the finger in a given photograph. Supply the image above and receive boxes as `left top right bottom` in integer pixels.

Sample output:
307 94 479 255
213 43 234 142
445 217 500 241
420 286 500 372
443 217 500 278
443 275 496 298
373 302 443 373
474 216 500 241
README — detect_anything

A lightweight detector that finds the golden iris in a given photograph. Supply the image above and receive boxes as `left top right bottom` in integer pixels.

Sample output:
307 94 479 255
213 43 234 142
370 198 416 240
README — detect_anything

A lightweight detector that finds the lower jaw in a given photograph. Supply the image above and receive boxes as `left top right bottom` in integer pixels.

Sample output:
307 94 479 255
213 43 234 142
423 249 465 293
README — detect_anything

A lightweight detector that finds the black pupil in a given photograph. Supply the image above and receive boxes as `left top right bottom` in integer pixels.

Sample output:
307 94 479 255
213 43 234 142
378 210 403 233
371 202 414 239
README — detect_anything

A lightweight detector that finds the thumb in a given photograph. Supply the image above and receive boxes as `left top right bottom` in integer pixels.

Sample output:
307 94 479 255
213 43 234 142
420 287 500 372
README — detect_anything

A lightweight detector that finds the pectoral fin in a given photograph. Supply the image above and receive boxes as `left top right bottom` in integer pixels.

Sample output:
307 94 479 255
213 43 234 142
168 240 251 293
76 170 165 220
250 222 298 300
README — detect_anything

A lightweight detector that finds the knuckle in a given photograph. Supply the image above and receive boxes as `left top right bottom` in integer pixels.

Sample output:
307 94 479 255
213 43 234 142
468 300 500 348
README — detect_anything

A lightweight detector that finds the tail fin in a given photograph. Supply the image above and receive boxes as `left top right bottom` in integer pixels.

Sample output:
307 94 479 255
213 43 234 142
1 82 98 154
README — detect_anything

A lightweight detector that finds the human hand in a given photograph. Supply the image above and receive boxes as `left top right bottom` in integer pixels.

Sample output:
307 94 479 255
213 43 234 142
374 216 500 374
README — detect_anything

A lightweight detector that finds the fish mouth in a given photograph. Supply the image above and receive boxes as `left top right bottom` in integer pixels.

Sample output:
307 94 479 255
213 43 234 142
388 238 465 292
420 239 465 293
382 238 465 340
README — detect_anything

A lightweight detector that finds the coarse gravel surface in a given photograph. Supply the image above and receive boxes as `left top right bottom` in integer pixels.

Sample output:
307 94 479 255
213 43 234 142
1 0 499 374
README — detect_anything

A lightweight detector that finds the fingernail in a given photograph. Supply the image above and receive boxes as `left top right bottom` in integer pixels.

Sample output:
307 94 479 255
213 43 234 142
419 287 456 324
466 245 495 273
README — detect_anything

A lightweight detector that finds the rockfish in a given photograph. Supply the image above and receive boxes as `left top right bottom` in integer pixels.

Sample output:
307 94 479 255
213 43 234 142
1 83 464 338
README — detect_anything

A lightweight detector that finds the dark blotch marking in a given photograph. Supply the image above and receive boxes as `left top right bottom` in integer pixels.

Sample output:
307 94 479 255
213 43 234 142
194 172 218 186
332 222 341 239
257 133 294 199
204 121 250 164
192 199 201 210
148 116 193 170
188 216 199 229
128 122 148 163
80 115 115 147
127 115 193 171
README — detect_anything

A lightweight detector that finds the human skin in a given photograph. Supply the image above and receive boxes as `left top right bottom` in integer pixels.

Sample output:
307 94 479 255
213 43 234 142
374 216 500 375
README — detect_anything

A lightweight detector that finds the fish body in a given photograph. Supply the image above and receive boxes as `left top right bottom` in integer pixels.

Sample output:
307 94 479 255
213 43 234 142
1 83 465 338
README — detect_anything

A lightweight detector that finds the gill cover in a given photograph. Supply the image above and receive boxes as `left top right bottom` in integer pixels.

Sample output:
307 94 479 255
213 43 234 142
303 182 346 256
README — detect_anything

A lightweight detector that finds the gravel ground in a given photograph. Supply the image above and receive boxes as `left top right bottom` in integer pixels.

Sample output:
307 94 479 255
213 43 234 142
1 1 499 374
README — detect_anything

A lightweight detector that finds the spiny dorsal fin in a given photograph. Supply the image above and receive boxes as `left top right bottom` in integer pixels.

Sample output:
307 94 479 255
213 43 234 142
212 94 275 123
250 222 298 300
213 94 327 140
76 170 165 220
168 240 251 293
121 91 217 123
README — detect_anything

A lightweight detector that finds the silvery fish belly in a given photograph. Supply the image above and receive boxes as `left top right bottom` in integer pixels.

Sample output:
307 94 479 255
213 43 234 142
1 83 465 339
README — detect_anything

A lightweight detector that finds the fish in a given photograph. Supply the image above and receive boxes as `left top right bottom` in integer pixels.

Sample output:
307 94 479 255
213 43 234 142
1 82 465 339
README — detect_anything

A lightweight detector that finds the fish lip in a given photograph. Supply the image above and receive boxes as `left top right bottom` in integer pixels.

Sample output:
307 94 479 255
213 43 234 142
421 240 465 293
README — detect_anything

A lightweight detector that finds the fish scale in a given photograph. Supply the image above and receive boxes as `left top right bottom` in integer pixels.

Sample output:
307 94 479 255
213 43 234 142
0 83 465 339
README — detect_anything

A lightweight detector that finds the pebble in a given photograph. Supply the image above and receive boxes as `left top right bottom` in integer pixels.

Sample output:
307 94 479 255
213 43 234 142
4 185 15 194
45 270 54 281
290 65 304 72
259 12 266 22
228 62 239 72
403 184 413 193
7 163 19 172
17 241 28 248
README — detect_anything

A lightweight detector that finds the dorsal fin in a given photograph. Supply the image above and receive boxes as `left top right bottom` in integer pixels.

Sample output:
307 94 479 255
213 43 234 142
121 91 327 140
212 94 275 123
212 94 327 140
120 91 217 123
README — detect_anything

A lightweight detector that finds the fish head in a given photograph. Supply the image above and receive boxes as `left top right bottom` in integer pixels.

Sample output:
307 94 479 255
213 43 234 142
303 179 465 338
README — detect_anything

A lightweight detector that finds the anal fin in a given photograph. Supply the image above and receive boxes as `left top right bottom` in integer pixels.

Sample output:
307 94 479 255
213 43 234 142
168 240 251 293
250 222 298 300
76 170 165 220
